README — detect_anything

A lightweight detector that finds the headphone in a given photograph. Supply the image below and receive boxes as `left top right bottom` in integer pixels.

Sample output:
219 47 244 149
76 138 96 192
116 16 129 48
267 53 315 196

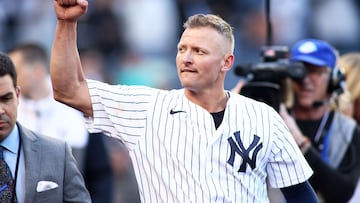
327 65 346 95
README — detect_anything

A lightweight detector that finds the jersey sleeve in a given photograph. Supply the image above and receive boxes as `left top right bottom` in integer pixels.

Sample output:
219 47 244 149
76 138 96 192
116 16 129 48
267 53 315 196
85 79 158 150
266 110 313 188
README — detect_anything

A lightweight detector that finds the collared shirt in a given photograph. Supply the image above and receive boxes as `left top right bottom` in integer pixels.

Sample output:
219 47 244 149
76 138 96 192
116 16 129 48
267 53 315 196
1 124 25 203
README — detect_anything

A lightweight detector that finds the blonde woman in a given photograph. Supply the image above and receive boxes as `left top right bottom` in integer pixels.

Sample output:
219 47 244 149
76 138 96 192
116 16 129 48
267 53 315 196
338 53 360 124
338 53 360 203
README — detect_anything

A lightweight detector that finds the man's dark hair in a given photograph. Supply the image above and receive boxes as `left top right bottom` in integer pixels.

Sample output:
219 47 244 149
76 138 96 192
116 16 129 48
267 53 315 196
7 43 49 72
0 52 17 88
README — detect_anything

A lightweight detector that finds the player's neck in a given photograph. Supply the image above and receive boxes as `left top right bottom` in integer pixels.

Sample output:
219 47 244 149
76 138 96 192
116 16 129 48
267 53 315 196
185 89 228 113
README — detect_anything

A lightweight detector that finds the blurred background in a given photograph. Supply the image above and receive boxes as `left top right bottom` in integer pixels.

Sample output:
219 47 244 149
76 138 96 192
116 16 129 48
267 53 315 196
1 0 359 90
1 1 359 202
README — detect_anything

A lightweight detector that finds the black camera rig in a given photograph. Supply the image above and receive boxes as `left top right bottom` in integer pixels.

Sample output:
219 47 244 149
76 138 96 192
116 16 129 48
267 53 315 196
235 46 306 83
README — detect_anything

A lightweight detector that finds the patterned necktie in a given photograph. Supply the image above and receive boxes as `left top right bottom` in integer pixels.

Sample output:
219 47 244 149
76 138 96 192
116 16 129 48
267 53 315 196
0 146 17 203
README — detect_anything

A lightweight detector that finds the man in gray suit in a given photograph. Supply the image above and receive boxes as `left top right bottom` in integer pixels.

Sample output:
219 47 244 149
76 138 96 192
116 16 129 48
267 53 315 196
0 52 91 202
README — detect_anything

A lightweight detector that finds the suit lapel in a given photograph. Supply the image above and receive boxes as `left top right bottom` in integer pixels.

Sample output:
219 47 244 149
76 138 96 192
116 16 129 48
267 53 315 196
18 123 41 202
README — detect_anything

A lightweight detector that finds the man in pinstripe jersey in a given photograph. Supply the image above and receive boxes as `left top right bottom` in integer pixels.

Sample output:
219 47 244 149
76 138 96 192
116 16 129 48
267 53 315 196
50 0 319 202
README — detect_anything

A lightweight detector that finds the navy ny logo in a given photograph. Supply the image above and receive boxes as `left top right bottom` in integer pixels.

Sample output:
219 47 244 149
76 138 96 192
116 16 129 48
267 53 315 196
227 131 263 172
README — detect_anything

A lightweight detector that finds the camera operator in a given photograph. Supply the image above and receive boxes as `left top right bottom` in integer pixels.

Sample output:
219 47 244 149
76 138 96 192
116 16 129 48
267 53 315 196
234 45 307 112
280 38 360 203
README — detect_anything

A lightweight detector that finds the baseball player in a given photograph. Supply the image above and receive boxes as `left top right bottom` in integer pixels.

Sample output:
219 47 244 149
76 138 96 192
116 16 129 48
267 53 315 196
50 0 319 202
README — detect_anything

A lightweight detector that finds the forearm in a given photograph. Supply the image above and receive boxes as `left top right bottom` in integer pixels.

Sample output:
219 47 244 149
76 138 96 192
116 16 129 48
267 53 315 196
279 104 311 153
50 19 94 116
305 145 360 202
50 20 85 100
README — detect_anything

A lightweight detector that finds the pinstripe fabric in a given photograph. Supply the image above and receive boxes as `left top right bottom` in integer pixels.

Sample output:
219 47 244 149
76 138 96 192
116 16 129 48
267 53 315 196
85 79 313 203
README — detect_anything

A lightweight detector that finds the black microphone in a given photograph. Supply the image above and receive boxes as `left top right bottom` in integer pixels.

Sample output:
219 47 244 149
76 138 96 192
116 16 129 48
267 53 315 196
312 101 326 108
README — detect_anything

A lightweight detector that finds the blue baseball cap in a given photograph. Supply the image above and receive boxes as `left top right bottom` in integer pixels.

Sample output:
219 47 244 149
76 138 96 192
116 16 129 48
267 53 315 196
290 38 337 68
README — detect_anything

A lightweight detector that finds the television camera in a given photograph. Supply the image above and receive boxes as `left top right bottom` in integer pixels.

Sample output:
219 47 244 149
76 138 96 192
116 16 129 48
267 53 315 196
234 45 306 112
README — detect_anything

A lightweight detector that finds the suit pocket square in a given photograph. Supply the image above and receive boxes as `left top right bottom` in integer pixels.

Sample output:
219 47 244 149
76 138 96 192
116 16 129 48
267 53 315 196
36 181 59 192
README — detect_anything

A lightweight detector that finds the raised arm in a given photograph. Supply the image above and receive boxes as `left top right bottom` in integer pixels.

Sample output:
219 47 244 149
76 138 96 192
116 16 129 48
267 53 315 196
50 0 93 117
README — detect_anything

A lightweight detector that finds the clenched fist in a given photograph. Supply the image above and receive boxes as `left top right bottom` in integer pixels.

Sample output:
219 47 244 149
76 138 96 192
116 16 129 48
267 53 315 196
54 0 88 22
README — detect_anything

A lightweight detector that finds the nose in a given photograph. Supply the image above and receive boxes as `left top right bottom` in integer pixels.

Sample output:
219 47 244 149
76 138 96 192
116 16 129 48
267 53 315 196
181 50 193 64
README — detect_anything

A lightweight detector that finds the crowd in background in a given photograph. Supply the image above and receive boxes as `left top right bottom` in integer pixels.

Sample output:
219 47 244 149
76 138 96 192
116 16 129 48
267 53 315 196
1 0 359 90
1 0 360 203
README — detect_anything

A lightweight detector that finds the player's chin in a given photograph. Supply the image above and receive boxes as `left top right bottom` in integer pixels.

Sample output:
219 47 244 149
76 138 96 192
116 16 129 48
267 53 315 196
180 75 199 86
179 75 196 87
180 80 192 89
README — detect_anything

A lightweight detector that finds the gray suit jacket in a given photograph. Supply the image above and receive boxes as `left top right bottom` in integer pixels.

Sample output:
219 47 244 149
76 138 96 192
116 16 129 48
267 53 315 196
18 123 91 203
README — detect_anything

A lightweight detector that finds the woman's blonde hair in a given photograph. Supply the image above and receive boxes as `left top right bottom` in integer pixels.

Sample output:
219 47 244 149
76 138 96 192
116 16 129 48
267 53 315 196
338 53 360 102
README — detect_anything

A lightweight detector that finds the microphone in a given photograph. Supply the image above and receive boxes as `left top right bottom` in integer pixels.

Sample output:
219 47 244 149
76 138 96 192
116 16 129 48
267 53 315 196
312 100 326 108
312 96 334 108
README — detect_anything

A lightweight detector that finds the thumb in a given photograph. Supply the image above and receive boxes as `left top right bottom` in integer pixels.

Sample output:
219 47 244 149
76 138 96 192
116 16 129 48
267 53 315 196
77 0 88 7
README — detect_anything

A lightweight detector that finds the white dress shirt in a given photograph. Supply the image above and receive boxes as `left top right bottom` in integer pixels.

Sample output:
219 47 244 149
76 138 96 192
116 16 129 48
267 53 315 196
17 92 88 148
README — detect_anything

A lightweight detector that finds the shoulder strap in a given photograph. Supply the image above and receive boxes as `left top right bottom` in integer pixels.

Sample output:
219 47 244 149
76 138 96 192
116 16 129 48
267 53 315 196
315 111 334 149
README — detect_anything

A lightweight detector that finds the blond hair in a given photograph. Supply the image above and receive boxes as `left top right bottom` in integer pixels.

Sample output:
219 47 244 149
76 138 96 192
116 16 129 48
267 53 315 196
338 53 360 102
184 14 235 53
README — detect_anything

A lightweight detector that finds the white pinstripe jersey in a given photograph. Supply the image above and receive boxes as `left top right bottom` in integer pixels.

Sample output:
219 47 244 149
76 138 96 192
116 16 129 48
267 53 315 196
85 79 313 203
